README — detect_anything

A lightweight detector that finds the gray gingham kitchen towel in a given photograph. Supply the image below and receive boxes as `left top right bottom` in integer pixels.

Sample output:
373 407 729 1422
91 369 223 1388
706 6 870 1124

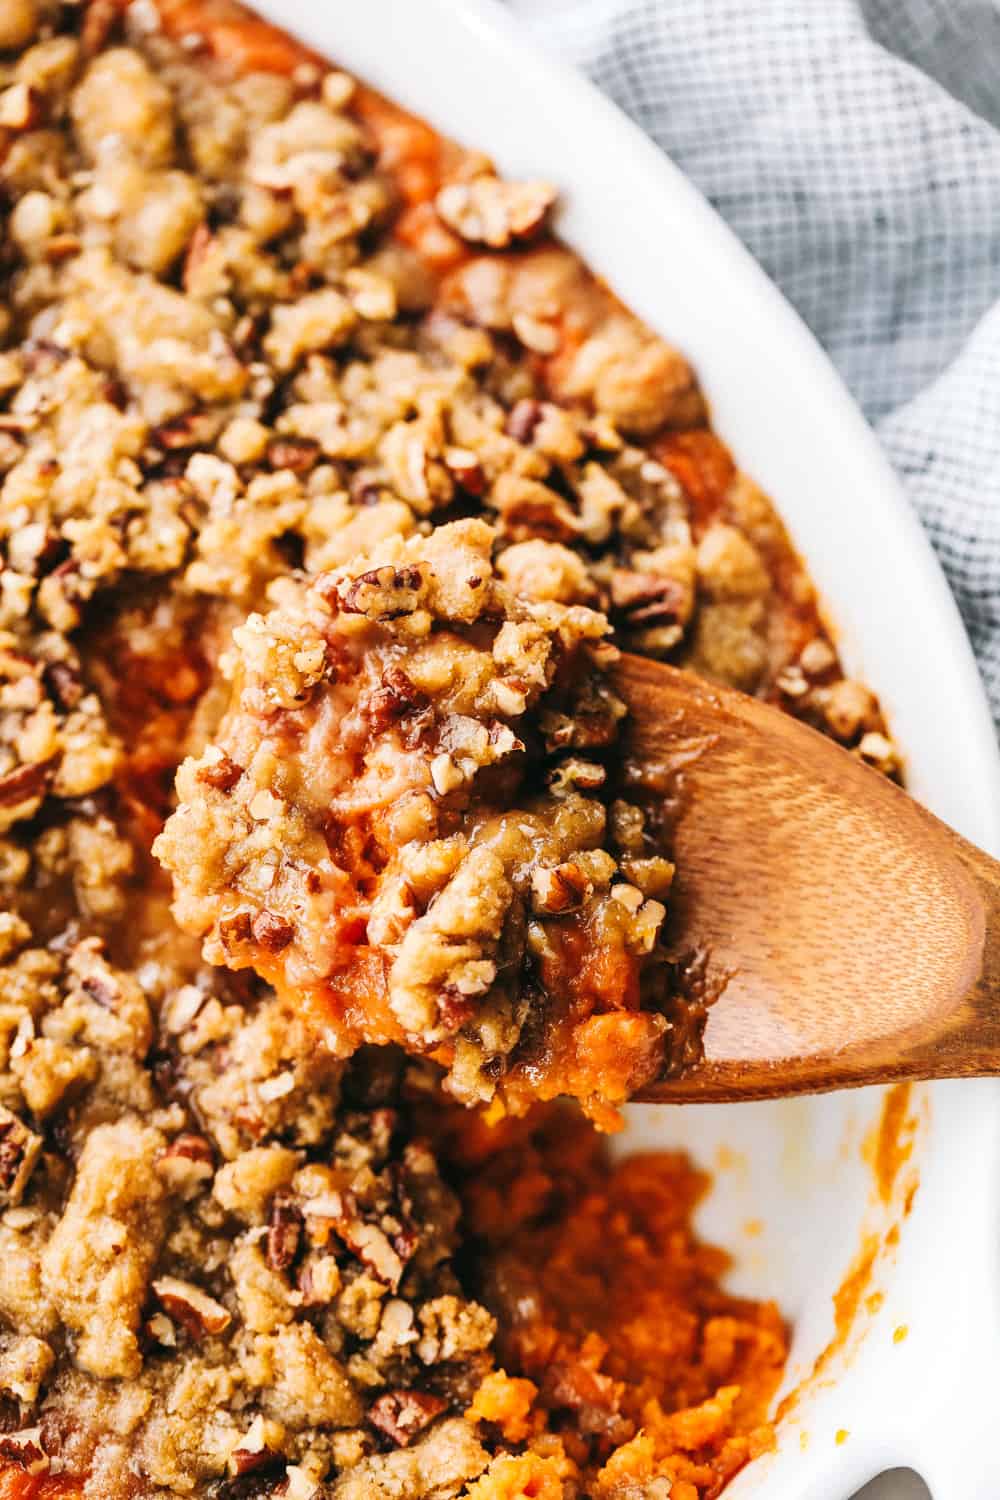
507 0 1000 727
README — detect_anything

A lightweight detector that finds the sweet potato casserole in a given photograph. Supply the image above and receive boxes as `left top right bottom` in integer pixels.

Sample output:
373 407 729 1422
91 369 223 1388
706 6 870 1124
0 2 898 1497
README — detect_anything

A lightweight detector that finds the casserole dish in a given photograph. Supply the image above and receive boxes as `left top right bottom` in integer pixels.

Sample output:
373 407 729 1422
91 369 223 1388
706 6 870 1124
241 1 1000 1496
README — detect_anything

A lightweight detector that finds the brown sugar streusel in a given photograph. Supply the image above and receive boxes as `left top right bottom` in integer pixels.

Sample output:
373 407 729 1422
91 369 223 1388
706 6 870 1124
0 1 899 1496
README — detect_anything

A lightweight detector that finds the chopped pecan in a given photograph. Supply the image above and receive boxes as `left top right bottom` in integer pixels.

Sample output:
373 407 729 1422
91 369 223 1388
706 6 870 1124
267 438 320 474
102 377 129 411
368 1390 447 1448
0 1107 42 1207
297 1254 341 1306
266 1192 303 1273
436 986 475 1032
505 398 544 446
228 1417 285 1480
280 1465 321 1500
336 565 424 621
365 667 428 733
492 475 578 544
212 1464 287 1500
42 660 83 710
0 1428 47 1475
251 911 295 953
158 1134 215 1196
151 410 219 452
443 448 486 496
45 235 82 264
196 752 244 792
336 1219 405 1291
219 910 254 952
145 1311 177 1348
609 569 688 628
530 861 592 916
434 175 556 248
541 1361 631 1444
76 946 119 1008
0 758 54 808
547 757 607 794
152 1276 232 1338
349 470 384 507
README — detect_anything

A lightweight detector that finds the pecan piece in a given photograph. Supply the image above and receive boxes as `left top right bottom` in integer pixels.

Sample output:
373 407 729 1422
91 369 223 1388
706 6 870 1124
267 438 320 474
492 474 578 544
0 1106 42 1208
228 1417 285 1480
152 1276 232 1338
45 234 81 264
368 1390 447 1448
365 667 428 733
151 410 219 452
336 1219 405 1291
609 569 688 629
335 565 424 621
42 660 83 711
530 861 593 915
213 1464 287 1500
349 469 384 507
435 175 556 248
251 911 295 953
159 1134 215 1198
0 762 54 810
505 398 544 446
436 986 475 1032
196 751 244 792
0 1428 47 1475
443 448 486 496
0 758 54 808
266 1192 303 1273
219 910 254 953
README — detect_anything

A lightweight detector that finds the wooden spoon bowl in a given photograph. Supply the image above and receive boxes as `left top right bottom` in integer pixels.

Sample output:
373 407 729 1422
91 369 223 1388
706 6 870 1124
611 654 1000 1103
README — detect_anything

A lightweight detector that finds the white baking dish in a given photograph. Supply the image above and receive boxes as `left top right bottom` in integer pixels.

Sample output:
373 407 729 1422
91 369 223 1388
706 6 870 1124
250 2 1000 1494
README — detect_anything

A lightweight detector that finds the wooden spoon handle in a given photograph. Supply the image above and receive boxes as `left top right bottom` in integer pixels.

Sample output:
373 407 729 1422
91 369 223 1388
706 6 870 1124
878 817 1000 1081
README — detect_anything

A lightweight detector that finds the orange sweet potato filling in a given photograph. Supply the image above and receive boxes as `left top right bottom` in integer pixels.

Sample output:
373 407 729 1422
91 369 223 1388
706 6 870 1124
443 1107 789 1500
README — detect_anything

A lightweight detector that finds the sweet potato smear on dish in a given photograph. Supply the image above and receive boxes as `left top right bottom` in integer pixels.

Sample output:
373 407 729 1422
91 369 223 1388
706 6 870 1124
0 0 899 1494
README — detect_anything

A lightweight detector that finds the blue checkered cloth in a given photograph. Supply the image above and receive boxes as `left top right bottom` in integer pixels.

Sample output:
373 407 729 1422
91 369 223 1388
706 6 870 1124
508 0 1000 729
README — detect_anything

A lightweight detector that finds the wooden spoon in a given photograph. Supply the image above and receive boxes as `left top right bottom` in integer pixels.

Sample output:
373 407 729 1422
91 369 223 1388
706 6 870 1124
611 653 1000 1103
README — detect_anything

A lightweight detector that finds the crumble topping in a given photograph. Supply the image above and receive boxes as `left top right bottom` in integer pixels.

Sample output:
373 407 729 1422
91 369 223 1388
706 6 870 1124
154 515 673 1117
0 2 898 1496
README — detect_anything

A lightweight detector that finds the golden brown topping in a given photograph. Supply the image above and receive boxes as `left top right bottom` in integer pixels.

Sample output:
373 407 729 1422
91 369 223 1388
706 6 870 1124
435 176 556 248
